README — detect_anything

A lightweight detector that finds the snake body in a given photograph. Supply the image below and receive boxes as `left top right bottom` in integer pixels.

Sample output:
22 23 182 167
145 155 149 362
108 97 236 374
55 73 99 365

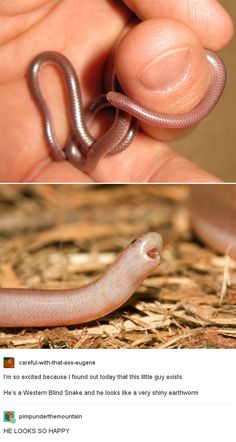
28 49 226 173
0 232 163 328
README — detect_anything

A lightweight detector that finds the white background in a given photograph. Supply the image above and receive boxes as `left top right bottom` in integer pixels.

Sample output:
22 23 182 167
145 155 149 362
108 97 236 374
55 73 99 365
0 349 235 441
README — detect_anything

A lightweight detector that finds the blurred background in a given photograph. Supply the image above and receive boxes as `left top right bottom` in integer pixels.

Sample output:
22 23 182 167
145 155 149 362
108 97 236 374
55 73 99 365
172 0 236 182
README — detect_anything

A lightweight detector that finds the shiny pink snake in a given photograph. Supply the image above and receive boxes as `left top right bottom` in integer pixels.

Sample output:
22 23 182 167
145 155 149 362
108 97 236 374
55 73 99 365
0 232 162 328
28 49 226 173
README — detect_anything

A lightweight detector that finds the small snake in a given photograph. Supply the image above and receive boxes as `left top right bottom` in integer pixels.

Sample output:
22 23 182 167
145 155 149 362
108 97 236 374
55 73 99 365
28 49 226 173
191 185 236 259
0 232 163 328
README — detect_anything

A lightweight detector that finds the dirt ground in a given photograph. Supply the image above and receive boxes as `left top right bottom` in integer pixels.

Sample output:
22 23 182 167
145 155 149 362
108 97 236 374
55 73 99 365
0 184 235 349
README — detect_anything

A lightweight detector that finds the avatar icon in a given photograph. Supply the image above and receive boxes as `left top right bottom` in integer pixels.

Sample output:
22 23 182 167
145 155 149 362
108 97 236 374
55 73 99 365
3 411 16 423
3 357 15 369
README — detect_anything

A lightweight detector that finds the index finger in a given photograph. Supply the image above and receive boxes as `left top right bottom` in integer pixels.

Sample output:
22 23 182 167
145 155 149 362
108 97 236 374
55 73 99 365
123 0 234 50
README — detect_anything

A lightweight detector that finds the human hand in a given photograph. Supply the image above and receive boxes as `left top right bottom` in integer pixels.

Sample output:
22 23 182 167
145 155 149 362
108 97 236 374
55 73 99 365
0 0 233 182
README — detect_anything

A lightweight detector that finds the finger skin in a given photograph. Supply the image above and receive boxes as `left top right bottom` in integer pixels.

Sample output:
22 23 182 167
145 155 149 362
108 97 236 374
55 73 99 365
123 0 234 49
115 18 214 141
0 0 129 182
22 131 219 183
88 133 220 183
29 161 93 183
0 0 56 15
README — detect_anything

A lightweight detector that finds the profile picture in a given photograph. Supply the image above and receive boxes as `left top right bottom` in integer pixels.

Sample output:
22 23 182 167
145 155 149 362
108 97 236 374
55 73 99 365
3 357 15 369
3 411 16 423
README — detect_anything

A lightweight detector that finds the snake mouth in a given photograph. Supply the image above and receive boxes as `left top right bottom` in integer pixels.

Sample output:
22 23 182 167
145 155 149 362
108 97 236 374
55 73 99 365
146 247 160 260
140 232 163 262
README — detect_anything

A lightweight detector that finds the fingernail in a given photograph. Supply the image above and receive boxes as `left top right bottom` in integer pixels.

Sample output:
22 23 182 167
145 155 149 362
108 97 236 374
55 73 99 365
138 47 193 91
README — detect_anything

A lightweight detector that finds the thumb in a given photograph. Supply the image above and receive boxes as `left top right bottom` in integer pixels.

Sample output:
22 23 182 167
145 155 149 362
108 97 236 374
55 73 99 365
114 18 213 141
